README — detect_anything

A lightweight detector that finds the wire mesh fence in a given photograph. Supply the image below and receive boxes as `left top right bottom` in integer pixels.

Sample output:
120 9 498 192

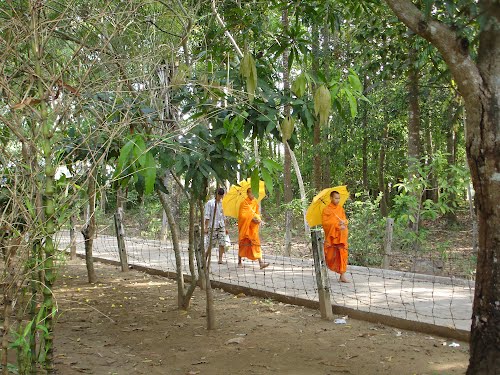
56 210 475 338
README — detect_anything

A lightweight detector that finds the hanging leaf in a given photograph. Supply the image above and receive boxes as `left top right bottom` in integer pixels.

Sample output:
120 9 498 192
250 168 260 197
239 52 258 103
143 152 156 195
115 139 135 176
313 85 331 127
280 116 295 142
291 73 307 98
348 69 363 94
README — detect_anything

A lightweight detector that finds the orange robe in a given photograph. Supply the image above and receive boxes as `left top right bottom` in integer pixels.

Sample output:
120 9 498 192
238 197 262 260
322 203 348 274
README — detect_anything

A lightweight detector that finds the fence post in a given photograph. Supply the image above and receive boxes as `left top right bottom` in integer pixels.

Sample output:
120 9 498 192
382 217 394 269
311 229 333 320
194 224 206 290
114 207 129 272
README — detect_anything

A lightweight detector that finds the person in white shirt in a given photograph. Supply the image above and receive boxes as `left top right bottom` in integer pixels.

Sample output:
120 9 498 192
204 187 229 264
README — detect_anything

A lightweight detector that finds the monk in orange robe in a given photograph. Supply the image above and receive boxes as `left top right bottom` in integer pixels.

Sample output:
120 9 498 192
322 190 349 282
238 188 269 269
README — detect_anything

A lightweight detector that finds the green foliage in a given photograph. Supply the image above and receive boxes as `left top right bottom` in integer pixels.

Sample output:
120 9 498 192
346 193 386 267
392 153 469 223
113 134 157 196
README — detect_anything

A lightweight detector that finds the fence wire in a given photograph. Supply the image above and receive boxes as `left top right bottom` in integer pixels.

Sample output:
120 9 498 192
56 214 475 334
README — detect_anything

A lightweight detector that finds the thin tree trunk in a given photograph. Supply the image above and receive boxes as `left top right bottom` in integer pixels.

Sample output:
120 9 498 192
1 238 20 375
198 200 215 329
378 122 389 217
31 4 56 369
81 166 97 284
311 23 322 191
361 77 369 191
424 117 438 202
444 98 460 225
407 45 422 241
282 8 292 256
158 191 185 308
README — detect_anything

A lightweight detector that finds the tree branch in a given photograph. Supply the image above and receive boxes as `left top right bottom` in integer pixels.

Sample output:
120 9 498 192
211 0 243 58
384 0 482 104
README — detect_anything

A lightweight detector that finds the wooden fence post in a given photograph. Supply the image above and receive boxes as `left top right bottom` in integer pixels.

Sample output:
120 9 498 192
311 229 333 320
114 207 129 272
382 217 394 269
194 224 206 290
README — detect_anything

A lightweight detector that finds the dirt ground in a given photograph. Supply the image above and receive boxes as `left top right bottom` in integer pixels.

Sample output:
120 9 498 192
54 258 469 375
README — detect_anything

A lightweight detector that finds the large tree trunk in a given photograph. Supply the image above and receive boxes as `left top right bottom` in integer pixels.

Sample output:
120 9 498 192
384 1 500 373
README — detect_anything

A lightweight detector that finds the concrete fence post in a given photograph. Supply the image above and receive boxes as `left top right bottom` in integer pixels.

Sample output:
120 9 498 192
114 207 129 272
382 217 394 269
311 229 333 320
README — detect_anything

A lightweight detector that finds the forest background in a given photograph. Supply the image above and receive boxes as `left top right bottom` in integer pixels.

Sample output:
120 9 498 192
0 0 498 374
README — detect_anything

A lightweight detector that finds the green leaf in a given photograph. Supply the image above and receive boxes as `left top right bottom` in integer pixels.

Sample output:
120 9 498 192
133 134 147 167
348 69 363 93
116 139 134 175
261 167 273 196
345 90 358 118
262 158 282 172
144 152 156 195
251 168 260 197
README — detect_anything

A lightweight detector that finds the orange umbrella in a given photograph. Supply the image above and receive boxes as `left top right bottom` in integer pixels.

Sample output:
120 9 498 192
222 178 266 219
305 185 349 227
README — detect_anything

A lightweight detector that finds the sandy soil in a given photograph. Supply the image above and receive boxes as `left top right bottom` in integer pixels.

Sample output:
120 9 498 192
54 258 469 375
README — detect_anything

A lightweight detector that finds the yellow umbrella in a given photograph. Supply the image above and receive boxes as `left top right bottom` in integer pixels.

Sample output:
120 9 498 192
222 178 266 219
305 185 349 227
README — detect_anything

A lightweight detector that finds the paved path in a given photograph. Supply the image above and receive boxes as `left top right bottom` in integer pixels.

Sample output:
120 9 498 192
57 232 474 333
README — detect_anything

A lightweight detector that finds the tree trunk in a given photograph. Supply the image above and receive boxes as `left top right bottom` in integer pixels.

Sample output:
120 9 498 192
407 46 422 179
361 77 369 191
31 4 56 369
444 98 460 225
81 166 97 284
384 1 500 372
312 23 322 191
198 200 215 329
378 122 389 217
158 190 185 308
424 116 438 202
157 189 198 311
282 8 292 256
407 45 422 239
1 238 21 375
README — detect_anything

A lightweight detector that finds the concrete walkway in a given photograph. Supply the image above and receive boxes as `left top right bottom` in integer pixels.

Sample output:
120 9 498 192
57 232 474 336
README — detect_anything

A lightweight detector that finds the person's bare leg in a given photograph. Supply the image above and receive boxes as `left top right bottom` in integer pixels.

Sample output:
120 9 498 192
238 256 243 267
218 245 225 264
339 273 349 283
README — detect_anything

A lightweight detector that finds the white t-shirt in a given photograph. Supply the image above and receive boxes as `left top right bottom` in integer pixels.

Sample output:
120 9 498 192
204 198 225 230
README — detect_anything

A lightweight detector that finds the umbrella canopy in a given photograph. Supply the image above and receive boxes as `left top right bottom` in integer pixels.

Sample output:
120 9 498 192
305 185 349 227
222 178 266 219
